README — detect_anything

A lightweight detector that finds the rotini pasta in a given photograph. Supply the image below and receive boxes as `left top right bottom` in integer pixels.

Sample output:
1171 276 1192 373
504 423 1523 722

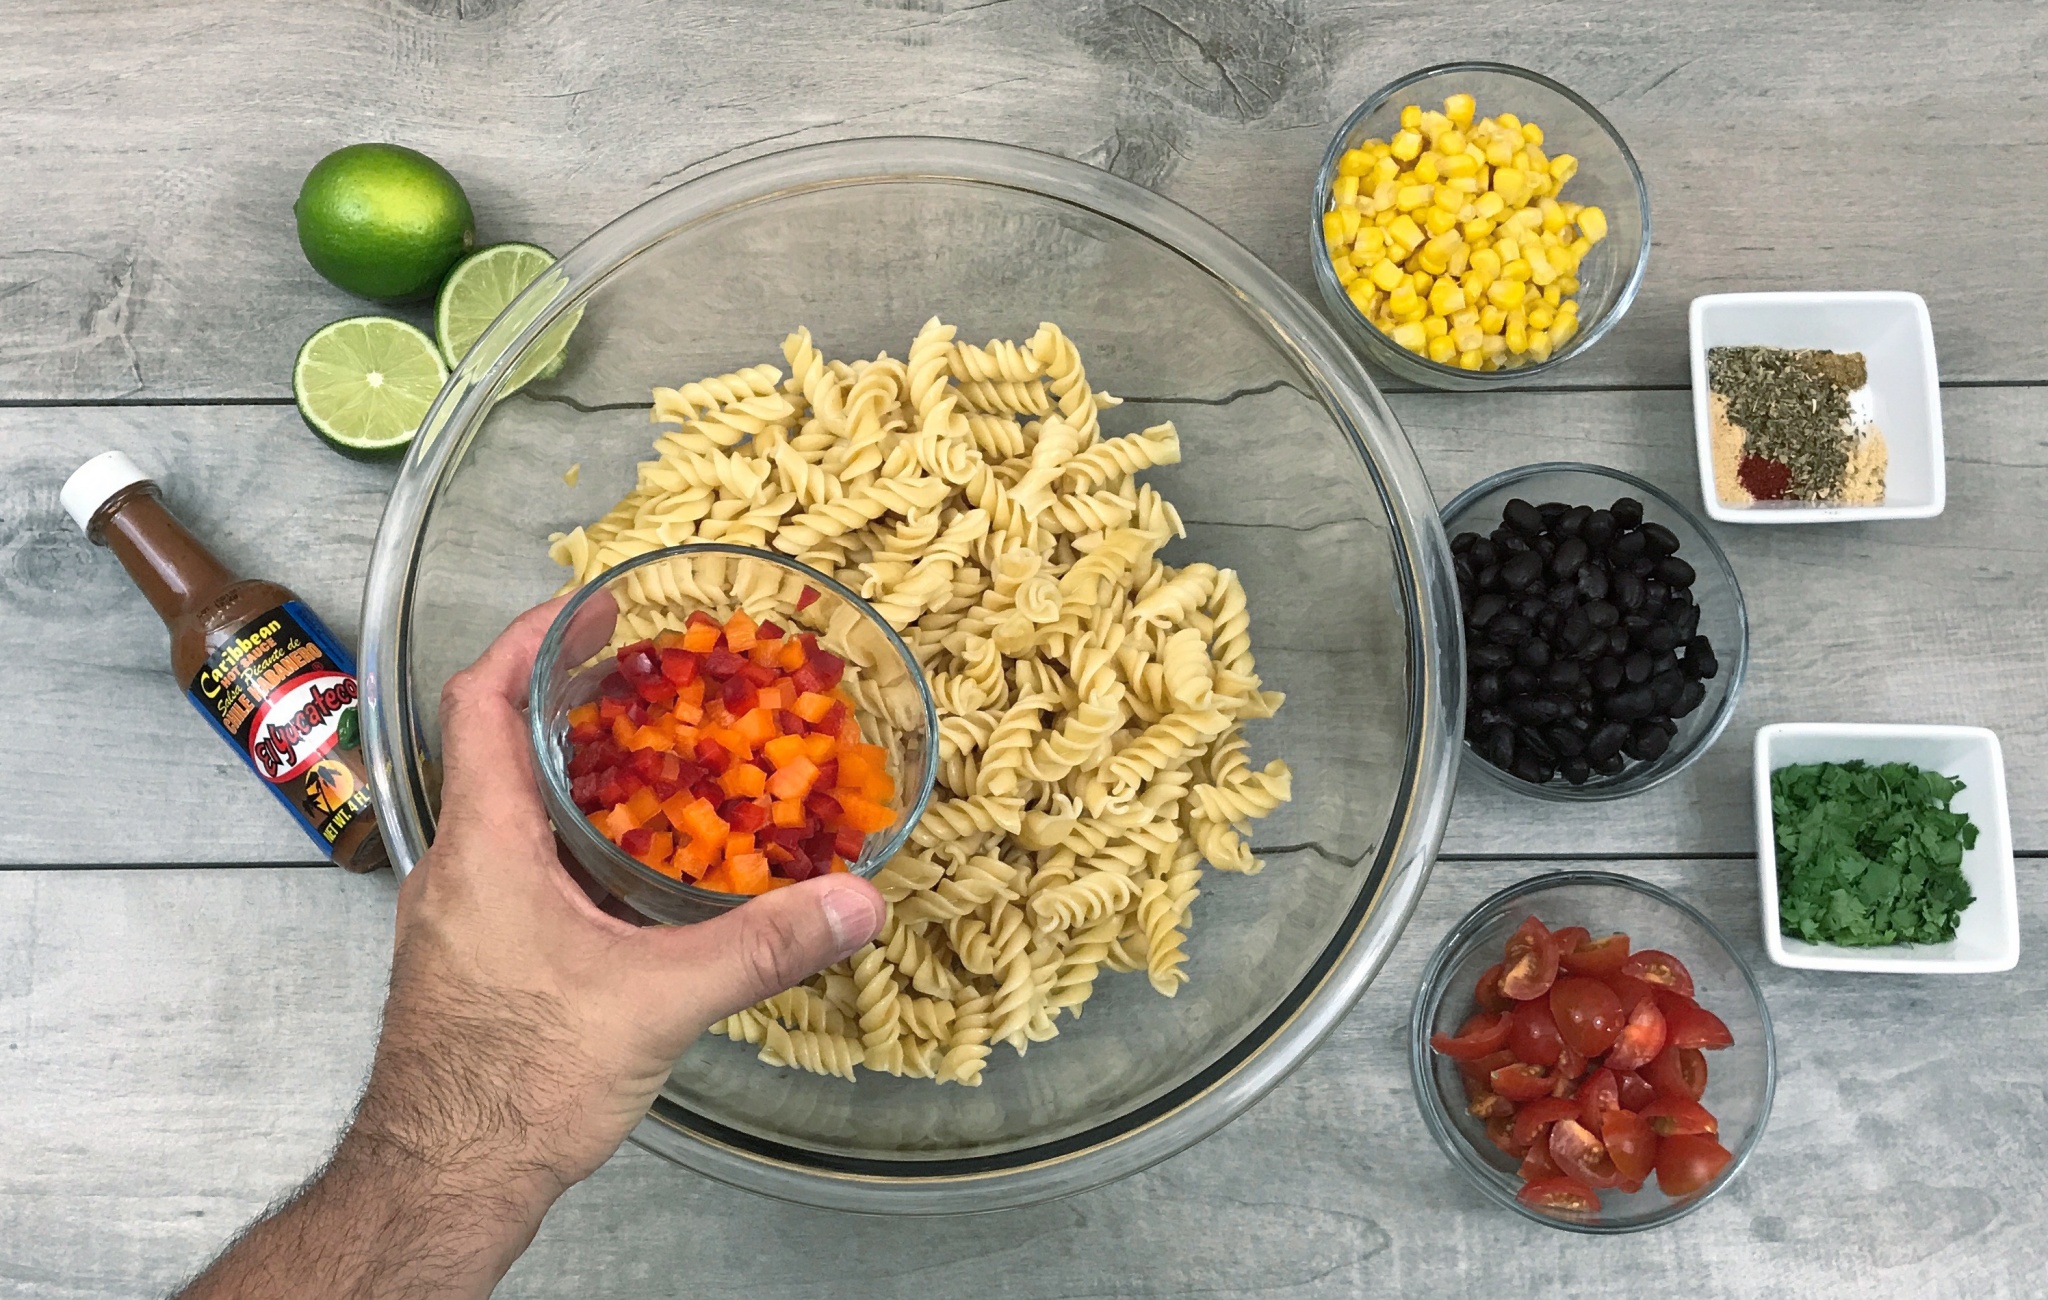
550 318 1293 1085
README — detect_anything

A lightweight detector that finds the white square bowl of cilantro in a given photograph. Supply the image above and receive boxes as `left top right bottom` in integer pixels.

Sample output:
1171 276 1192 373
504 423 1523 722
1755 723 2017 973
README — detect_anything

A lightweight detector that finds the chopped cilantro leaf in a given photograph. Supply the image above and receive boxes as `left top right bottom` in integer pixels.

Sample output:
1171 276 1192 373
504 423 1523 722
1770 760 1978 947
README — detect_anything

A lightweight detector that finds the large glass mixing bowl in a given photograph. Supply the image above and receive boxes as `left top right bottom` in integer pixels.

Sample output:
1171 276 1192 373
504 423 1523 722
358 137 1463 1213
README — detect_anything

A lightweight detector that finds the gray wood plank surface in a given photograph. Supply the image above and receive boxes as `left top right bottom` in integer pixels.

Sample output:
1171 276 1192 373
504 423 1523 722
4 0 2047 399
3 858 2039 1298
6 388 2040 863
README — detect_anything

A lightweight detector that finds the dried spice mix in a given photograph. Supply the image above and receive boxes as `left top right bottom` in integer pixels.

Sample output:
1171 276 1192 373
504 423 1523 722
1706 346 1887 507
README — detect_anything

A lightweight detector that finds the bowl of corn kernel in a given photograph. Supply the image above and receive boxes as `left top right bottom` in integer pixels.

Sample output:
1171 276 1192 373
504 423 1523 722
1313 62 1651 389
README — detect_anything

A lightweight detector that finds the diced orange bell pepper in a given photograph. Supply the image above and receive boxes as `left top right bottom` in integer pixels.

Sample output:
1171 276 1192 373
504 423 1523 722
801 732 838 764
682 623 721 653
771 797 808 828
672 839 716 879
736 707 779 748
835 791 895 834
726 852 772 894
602 804 638 841
791 690 837 724
706 725 752 761
634 830 674 870
754 680 791 712
766 755 819 801
762 733 810 770
655 630 687 650
723 610 758 652
828 855 850 873
612 715 638 747
624 786 662 826
723 832 756 861
567 702 600 729
675 797 729 847
698 863 735 893
749 639 783 668
719 763 767 799
628 724 673 753
659 790 699 831
776 638 808 670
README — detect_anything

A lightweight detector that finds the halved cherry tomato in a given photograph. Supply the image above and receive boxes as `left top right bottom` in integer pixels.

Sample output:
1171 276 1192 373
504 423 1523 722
1615 1068 1656 1112
1602 1108 1658 1187
1560 931 1631 977
1644 1045 1709 1101
1619 949 1695 999
1517 1177 1601 1213
1548 1117 1621 1189
1577 1067 1620 1132
1510 1096 1579 1149
1485 1113 1518 1154
1602 995 1668 1072
1466 1090 1514 1120
1549 976 1624 1057
1639 1095 1719 1137
1474 962 1514 1014
1605 968 1657 1011
1459 1049 1517 1097
1499 915 1561 1001
1508 997 1565 1067
1518 1136 1562 1183
1548 925 1590 962
1656 990 1735 1050
1491 1062 1555 1101
1430 1011 1513 1060
1555 1043 1588 1081
1655 1133 1732 1197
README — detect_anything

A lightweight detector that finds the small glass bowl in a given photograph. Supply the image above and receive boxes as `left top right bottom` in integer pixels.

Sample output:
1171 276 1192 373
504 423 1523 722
1312 62 1652 390
1410 871 1777 1233
529 542 939 925
1442 462 1748 801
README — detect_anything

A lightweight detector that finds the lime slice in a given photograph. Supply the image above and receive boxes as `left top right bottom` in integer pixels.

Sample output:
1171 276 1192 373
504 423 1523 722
293 316 449 460
435 242 555 366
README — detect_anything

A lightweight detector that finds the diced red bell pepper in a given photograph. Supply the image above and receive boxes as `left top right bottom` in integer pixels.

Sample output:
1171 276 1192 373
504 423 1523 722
600 671 633 699
783 849 818 881
776 709 808 736
659 648 700 686
832 825 866 861
724 799 770 833
805 790 843 821
721 675 759 714
756 619 784 641
738 660 779 688
619 826 654 856
694 738 732 774
818 700 848 738
703 647 745 680
567 717 606 746
630 748 665 781
569 773 602 811
625 700 650 727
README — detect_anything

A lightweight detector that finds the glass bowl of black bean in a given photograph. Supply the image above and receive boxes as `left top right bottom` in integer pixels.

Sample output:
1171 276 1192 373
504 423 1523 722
1442 463 1747 800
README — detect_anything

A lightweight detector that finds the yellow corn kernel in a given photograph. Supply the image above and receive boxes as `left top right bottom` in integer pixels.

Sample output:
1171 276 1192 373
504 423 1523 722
1444 93 1476 126
1372 155 1402 186
1457 348 1485 370
1411 270 1434 294
1396 183 1434 212
1502 258 1532 284
1552 313 1578 346
1505 309 1528 354
1442 175 1479 195
1557 297 1580 320
1481 333 1508 359
1374 207 1397 227
1416 153 1442 184
1372 179 1399 210
1521 121 1544 145
1443 151 1479 179
1494 235 1520 264
1522 143 1548 174
1526 247 1557 286
1338 148 1371 177
1423 315 1449 339
1484 138 1515 167
1354 243 1384 267
1447 243 1471 277
1462 217 1496 242
1354 223 1387 253
1423 207 1459 236
1427 333 1458 363
1549 154 1579 186
1453 323 1484 352
1419 110 1451 139
1386 284 1420 315
1579 206 1609 243
1557 274 1579 296
1528 302 1555 330
1474 191 1507 220
1570 235 1592 260
1429 278 1466 314
1390 321 1428 352
1341 207 1364 241
1491 166 1526 203
1387 214 1425 252
1526 328 1553 362
1333 174 1360 206
1391 130 1423 161
1369 257 1407 291
1400 104 1422 129
1438 129 1468 156
1495 112 1522 131
1510 207 1545 232
1346 281 1374 313
1479 303 1507 334
1487 279 1528 309
1398 302 1428 324
1333 256 1358 285
1322 211 1346 247
1416 244 1450 276
1468 246 1501 278
1538 197 1566 233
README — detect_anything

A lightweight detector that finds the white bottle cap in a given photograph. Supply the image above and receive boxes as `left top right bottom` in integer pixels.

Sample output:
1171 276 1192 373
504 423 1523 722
60 450 152 534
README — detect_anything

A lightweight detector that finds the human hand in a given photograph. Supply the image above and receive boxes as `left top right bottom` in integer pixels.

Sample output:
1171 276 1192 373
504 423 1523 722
179 596 884 1299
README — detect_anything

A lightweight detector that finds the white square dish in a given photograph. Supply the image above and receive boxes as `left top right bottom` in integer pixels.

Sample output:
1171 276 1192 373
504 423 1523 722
1754 723 2017 973
1689 291 1945 523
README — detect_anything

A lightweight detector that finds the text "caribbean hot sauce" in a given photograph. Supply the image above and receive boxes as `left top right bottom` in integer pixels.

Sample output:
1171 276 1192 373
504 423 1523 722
62 451 387 871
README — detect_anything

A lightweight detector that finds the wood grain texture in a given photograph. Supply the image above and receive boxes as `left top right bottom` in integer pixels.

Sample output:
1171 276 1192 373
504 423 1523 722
6 387 2041 863
2 0 2045 399
3 858 2041 1298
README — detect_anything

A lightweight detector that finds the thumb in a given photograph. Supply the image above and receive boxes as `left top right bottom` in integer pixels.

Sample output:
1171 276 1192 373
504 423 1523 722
652 875 885 1026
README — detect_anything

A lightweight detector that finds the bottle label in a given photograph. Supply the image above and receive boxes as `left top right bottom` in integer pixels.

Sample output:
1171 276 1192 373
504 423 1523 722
186 601 374 852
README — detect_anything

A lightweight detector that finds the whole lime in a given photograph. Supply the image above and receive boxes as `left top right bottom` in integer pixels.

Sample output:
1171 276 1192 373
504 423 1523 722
294 144 476 303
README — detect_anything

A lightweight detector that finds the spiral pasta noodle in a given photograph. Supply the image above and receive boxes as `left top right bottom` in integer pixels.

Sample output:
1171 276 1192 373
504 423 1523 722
551 318 1293 1085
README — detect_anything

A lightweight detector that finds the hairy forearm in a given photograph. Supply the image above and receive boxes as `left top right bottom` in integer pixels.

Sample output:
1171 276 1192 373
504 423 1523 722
176 1118 555 1299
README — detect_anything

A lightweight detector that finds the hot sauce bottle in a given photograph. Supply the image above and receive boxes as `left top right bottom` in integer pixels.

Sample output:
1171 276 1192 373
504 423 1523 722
62 451 388 872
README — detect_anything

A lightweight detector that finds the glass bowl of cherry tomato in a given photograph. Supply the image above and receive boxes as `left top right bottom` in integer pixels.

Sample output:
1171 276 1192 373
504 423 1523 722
530 542 939 925
1409 870 1776 1231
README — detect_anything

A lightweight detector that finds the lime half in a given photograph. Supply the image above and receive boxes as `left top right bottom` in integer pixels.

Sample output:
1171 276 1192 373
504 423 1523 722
435 242 575 389
293 316 449 460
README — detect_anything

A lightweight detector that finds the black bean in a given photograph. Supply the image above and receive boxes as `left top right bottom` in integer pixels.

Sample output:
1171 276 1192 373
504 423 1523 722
1454 555 1476 590
1518 726 1556 760
1516 638 1552 669
1625 724 1671 760
1483 724 1516 769
1509 695 1561 725
1467 592 1507 630
1594 751 1627 775
1536 609 1562 638
1584 600 1619 629
1451 531 1479 555
1460 587 1474 620
1471 538 1499 567
1574 679 1596 703
1576 564 1610 601
1611 497 1644 528
1650 668 1684 710
1474 705 1510 731
1606 627 1631 656
1515 596 1547 620
1583 509 1616 548
1611 528 1647 560
1673 603 1700 641
1655 556 1697 587
1591 657 1624 692
1641 578 1666 611
1511 753 1551 784
1585 720 1631 761
1537 501 1571 525
1502 666 1540 696
1644 622 1683 653
1559 504 1591 538
1503 498 1544 535
1656 716 1678 736
1667 584 1693 608
1545 659 1584 690
1560 756 1592 784
1622 612 1653 638
1545 724 1586 757
1471 672 1503 705
1674 678 1708 717
1478 563 1503 593
1550 537 1589 580
1640 522 1681 557
1533 537 1558 565
1604 685 1655 720
1611 570 1644 611
1624 651 1654 685
1682 636 1718 680
1628 555 1657 578
1501 550 1544 591
1471 642 1514 670
1546 581 1579 609
1494 528 1529 553
1488 612 1532 645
